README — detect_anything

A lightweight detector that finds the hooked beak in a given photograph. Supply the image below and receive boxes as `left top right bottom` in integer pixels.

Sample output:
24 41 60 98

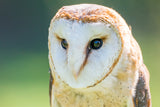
72 69 80 80
68 47 89 80
68 57 84 80
68 47 90 80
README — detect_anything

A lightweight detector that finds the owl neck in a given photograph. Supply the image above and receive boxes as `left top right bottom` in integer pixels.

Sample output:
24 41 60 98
52 72 134 107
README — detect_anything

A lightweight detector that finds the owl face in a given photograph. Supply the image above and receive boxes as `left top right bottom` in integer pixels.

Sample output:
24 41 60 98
49 18 122 88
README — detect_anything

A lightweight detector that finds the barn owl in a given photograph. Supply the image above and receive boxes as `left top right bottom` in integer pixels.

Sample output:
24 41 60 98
48 4 151 107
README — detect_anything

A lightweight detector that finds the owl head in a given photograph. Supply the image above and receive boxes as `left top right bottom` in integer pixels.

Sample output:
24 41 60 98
48 4 143 88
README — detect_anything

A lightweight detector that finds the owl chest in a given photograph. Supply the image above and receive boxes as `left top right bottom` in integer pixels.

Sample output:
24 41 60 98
53 83 131 107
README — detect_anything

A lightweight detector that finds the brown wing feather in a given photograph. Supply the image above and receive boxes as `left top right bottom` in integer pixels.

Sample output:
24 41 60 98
133 64 152 107
49 68 54 105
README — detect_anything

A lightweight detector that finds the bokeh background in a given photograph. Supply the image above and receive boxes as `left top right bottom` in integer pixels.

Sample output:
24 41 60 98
0 0 160 107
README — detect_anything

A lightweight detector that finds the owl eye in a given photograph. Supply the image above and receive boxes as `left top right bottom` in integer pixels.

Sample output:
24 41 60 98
90 39 103 50
61 39 68 49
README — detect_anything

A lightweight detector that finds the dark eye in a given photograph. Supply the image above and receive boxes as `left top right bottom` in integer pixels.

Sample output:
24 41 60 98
90 39 103 50
61 39 68 49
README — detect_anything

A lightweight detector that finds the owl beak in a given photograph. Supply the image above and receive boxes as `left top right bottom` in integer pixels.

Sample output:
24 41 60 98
72 70 80 80
72 58 87 80
68 49 86 80
69 62 83 80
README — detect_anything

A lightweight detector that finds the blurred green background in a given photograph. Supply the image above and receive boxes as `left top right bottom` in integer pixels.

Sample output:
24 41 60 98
0 0 160 107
